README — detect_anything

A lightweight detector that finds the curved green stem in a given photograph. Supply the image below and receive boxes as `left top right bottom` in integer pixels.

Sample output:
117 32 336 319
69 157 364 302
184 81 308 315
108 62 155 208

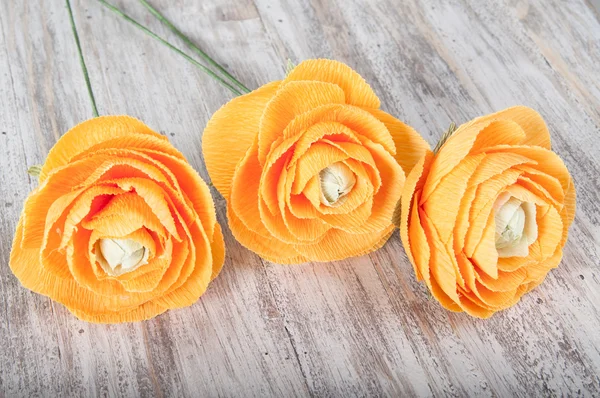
98 0 243 96
66 0 99 117
139 0 250 94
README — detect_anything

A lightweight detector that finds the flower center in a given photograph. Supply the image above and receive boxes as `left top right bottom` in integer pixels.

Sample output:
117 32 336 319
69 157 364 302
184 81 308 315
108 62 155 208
319 162 357 207
96 238 149 276
493 194 538 258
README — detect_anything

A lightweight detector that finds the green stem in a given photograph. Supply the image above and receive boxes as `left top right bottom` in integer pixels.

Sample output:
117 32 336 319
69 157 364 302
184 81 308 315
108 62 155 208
66 0 99 117
98 0 243 96
138 0 250 94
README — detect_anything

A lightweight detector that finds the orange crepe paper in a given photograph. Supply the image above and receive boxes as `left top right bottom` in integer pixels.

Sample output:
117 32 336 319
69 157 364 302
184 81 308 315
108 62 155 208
400 106 576 318
203 59 429 263
9 116 225 323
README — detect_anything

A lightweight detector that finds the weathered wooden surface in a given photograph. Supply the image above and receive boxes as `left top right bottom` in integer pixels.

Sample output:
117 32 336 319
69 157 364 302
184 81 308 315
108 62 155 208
1 0 599 396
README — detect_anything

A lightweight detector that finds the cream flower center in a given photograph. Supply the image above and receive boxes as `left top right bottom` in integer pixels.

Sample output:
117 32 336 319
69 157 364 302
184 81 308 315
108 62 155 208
96 238 149 276
319 162 356 206
493 193 538 258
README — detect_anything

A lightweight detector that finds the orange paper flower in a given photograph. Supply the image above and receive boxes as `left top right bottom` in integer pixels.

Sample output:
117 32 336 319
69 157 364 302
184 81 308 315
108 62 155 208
400 106 576 318
203 59 428 263
10 116 225 323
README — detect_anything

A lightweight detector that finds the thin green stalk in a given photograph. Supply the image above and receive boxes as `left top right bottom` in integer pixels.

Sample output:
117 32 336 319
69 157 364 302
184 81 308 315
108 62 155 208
98 0 243 96
139 0 250 94
66 0 99 117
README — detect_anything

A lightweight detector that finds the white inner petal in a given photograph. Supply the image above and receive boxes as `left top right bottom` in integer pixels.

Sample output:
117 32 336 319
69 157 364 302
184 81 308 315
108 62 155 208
319 162 357 207
96 238 149 276
494 194 538 258
521 202 538 245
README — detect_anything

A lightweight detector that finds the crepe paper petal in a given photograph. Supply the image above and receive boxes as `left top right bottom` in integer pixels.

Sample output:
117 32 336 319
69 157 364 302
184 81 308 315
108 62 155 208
422 153 484 244
470 120 527 153
400 106 576 318
429 272 463 313
366 108 430 176
471 212 500 273
9 116 225 323
229 140 274 238
22 155 116 249
284 59 380 109
227 201 307 264
282 192 330 242
472 106 551 149
142 150 219 239
409 194 431 283
560 180 577 245
400 152 434 272
293 225 396 262
40 186 121 279
154 220 213 309
516 166 564 205
317 159 374 215
258 81 346 164
203 59 427 263
360 141 405 231
12 218 158 317
464 169 524 261
283 104 396 156
39 116 166 182
202 81 281 198
420 120 488 204
420 209 461 303
485 145 572 191
291 142 349 194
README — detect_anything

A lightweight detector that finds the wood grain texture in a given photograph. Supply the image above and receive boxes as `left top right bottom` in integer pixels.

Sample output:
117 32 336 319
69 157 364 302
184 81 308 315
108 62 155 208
1 0 599 396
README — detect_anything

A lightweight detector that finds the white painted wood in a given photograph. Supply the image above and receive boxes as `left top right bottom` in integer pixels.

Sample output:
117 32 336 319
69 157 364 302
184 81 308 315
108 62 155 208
1 0 599 396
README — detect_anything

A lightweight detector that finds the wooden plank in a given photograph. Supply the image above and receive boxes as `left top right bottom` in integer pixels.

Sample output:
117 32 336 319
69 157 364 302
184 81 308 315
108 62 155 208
77 0 312 394
253 0 600 395
0 2 103 396
0 0 598 396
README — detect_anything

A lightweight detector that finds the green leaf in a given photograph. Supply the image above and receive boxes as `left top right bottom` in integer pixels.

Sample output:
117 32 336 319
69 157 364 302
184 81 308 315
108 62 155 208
391 199 402 228
28 165 42 177
433 122 457 154
286 59 296 76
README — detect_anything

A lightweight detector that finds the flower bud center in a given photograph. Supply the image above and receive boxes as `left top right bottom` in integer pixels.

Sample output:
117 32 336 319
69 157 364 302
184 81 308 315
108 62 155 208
493 194 538 258
96 238 149 276
319 162 357 207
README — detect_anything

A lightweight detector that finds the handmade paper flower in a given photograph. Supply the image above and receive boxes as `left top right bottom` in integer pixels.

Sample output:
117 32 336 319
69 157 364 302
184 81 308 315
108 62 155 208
10 116 225 323
399 106 576 318
203 59 428 263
